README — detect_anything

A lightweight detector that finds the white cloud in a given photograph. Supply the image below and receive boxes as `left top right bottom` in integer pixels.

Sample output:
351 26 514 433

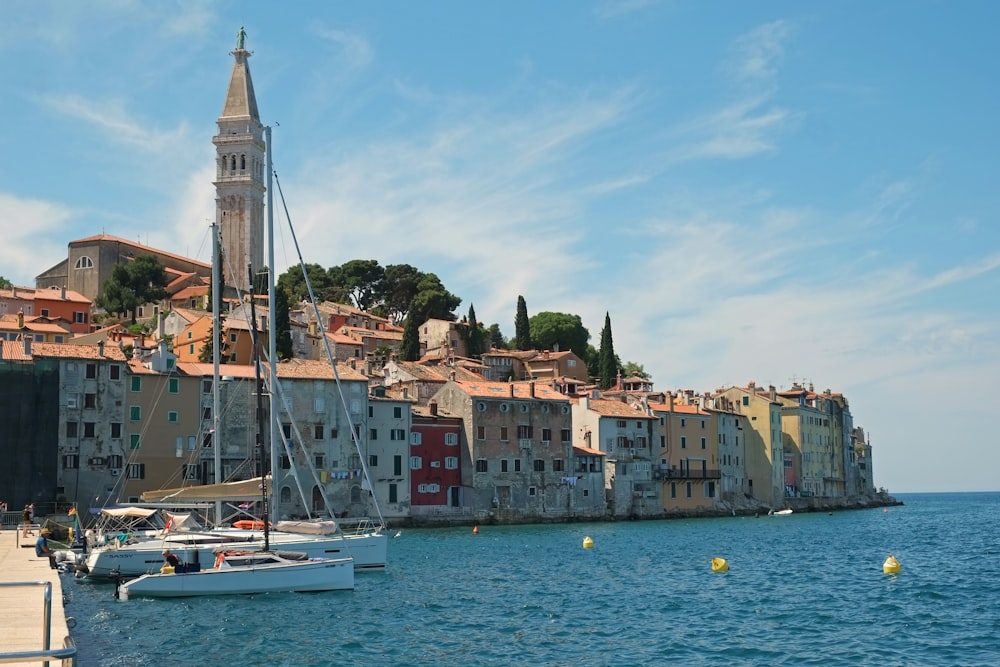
0 193 74 286
315 26 373 70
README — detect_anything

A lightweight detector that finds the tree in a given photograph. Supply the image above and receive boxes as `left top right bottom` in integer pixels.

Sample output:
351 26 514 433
96 255 169 324
528 311 590 359
399 314 420 361
332 259 385 311
598 312 618 390
274 284 293 360
622 362 650 380
0 275 12 289
379 264 423 324
412 273 461 321
463 304 485 357
277 263 344 304
486 323 507 350
514 295 531 350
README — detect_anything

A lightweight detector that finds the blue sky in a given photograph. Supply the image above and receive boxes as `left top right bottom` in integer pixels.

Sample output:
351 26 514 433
2 1 998 493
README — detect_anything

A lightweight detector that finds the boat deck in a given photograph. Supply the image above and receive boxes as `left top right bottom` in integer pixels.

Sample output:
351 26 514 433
0 528 75 665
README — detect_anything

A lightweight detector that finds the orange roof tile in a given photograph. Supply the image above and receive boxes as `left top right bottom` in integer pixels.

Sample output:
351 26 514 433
586 398 656 418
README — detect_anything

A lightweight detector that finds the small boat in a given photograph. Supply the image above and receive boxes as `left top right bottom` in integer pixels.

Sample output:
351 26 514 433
117 550 354 599
770 509 793 516
711 557 729 573
883 554 901 574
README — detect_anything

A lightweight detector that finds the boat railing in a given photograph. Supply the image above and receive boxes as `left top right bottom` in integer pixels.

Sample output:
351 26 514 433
0 581 78 665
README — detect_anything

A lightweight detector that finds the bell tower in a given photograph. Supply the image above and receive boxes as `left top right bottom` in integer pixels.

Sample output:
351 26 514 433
213 26 265 295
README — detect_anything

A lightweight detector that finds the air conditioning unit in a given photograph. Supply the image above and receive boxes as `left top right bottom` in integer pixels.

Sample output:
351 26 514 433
110 469 119 476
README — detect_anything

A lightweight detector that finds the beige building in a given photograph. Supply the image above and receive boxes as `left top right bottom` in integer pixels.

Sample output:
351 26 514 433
714 383 786 507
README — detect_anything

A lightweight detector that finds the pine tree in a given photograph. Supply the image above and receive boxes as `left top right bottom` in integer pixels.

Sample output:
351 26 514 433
598 312 617 390
514 295 531 350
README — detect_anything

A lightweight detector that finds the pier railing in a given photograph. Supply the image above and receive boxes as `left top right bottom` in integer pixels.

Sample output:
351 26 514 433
0 581 77 666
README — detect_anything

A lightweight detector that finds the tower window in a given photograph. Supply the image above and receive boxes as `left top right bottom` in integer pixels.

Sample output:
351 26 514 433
231 155 236 171
241 154 246 170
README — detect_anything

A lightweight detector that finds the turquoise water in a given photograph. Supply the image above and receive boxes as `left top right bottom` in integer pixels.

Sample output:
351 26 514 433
66 493 1000 666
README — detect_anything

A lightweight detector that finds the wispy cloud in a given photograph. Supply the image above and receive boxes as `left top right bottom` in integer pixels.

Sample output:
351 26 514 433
0 193 74 285
37 93 190 153
314 25 373 70
724 20 791 89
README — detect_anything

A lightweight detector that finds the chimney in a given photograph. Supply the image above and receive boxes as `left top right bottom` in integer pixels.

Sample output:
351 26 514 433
668 391 674 413
23 336 31 356
529 381 535 398
429 401 438 416
61 286 66 300
98 340 105 357
17 310 24 329
769 385 776 401
158 313 165 339
402 388 409 400
449 370 456 381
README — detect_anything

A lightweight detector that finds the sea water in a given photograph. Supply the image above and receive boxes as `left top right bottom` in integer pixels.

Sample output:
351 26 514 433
65 493 1000 666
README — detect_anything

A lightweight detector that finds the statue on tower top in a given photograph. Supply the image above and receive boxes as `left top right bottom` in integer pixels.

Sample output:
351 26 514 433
236 26 247 50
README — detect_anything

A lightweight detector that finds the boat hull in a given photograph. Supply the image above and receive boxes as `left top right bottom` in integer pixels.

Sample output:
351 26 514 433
118 557 354 598
84 530 388 579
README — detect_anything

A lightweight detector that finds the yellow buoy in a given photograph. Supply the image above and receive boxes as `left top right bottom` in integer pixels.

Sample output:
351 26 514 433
582 536 594 549
883 554 901 574
711 557 729 573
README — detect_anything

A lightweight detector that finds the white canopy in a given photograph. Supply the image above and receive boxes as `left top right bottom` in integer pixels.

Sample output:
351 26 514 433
140 476 272 503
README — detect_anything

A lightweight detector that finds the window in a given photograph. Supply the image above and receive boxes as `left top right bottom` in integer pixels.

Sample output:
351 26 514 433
617 420 627 428
518 424 533 439
110 365 121 380
553 459 564 472
410 456 422 470
129 406 141 421
500 427 509 442
183 464 200 481
369 428 378 440
541 428 552 444
528 486 536 496
445 433 458 445
394 455 402 476
701 420 706 429
561 428 571 442
314 424 324 439
705 481 716 498
169 378 179 393
476 426 485 440
514 459 521 472
533 459 545 472
701 437 706 450
74 256 94 269
314 454 324 468
280 456 291 470
62 454 79 470
671 483 677 499
660 436 666 448
411 432 423 445
368 455 378 467
127 463 146 480
282 423 292 438
168 411 178 423
84 393 96 409
475 459 488 473
66 422 78 438
391 429 405 441
203 379 212 394
743 395 749 406
130 434 141 449
686 482 692 498
388 484 398 503
85 363 97 379
394 406 402 419
131 376 141 392
368 406 374 418
331 427 339 439
501 459 509 473
83 422 96 438
681 436 687 449
108 455 123 468
445 456 458 469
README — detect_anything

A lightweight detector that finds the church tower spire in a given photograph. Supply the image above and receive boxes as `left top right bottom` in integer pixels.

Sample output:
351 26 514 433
213 26 265 295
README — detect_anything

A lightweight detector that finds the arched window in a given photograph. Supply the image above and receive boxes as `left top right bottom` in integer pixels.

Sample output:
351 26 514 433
280 486 292 503
74 256 94 269
240 154 246 171
230 155 236 171
311 485 323 511
350 485 362 503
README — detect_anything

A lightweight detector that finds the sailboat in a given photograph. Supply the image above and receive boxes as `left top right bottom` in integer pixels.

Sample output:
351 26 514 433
116 293 354 600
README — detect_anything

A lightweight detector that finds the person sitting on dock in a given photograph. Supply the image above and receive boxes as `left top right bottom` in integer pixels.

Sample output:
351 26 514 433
36 529 57 569
161 548 181 572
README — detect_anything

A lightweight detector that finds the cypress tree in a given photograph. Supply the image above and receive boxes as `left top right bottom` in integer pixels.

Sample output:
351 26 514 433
466 303 484 357
400 314 420 361
598 311 617 390
514 295 531 351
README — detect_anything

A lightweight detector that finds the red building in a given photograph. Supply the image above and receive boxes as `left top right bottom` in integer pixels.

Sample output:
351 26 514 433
410 401 464 511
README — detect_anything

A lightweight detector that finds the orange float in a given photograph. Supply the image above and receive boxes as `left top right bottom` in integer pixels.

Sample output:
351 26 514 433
232 520 266 530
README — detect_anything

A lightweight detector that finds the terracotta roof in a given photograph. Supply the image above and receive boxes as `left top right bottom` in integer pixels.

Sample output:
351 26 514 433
0 286 91 304
452 379 568 402
171 285 209 300
168 307 203 324
573 445 605 457
70 233 211 270
586 398 656 418
28 342 128 361
648 402 711 416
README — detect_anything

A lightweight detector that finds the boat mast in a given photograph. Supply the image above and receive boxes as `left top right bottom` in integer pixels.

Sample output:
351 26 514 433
211 223 222 525
266 124 280 526
249 263 270 552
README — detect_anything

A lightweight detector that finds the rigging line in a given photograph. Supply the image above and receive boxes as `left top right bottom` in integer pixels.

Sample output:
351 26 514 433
273 169 386 528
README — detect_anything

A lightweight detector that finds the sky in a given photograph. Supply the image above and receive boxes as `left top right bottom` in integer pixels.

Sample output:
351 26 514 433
1 1 998 494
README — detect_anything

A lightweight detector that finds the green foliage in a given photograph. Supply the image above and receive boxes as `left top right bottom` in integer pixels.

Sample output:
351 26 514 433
0 275 12 289
622 362 650 380
529 311 590 359
277 263 345 304
463 304 486 357
380 264 423 324
332 259 384 310
514 295 531 350
598 312 618 390
487 323 507 350
274 285 293 360
96 255 169 324
399 314 420 361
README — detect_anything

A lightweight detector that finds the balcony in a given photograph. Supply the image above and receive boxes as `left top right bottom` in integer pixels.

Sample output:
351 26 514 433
656 468 721 480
